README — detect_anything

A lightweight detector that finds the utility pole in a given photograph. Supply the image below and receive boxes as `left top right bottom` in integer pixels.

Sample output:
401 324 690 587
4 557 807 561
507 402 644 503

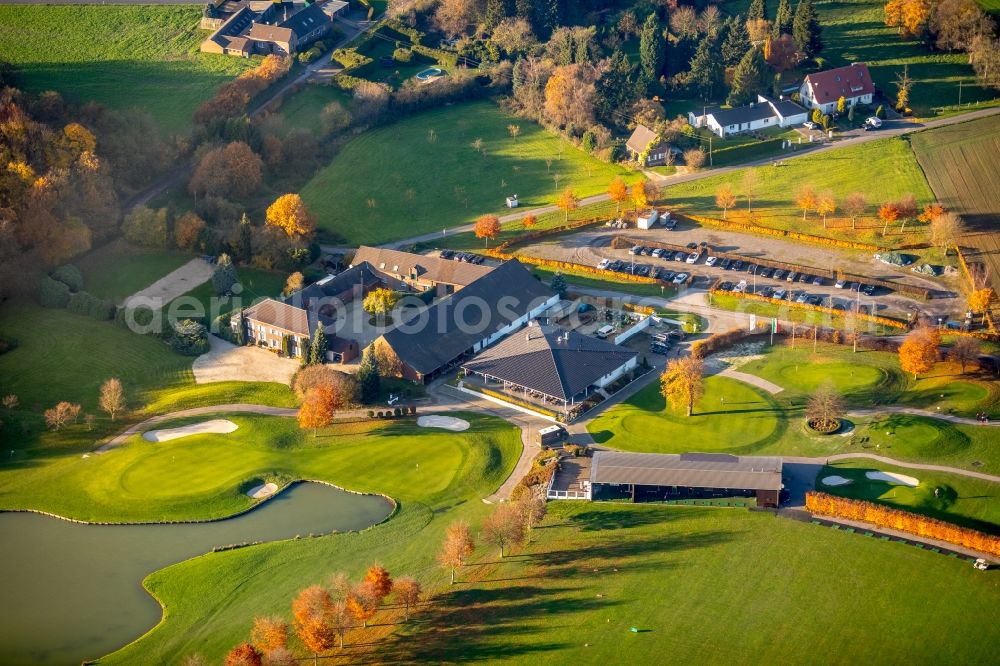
958 80 963 107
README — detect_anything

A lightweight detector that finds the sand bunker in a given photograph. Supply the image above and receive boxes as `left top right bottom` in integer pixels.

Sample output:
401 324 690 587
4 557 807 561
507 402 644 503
246 482 278 499
866 470 919 487
822 475 853 486
417 415 470 432
143 419 238 442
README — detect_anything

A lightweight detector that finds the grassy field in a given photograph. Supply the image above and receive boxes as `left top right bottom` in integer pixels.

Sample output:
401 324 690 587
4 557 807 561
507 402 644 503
669 137 935 245
0 5 254 135
818 460 1000 533
709 292 903 336
75 241 195 303
299 101 641 245
279 82 351 133
168 265 288 322
718 0 997 117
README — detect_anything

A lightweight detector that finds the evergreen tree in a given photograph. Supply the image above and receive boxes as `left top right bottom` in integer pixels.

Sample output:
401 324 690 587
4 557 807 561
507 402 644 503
281 334 292 358
595 50 638 126
358 346 381 404
550 273 567 298
747 0 766 21
533 0 561 37
689 34 723 101
514 0 533 26
727 46 767 106
721 16 751 68
212 253 239 296
300 337 311 366
639 13 665 89
234 309 247 346
792 0 823 59
310 327 328 365
235 213 253 264
484 0 511 32
773 0 793 37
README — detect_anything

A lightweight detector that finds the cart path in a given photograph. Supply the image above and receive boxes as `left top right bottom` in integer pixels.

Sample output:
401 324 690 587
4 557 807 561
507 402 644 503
847 406 1000 427
783 452 1000 483
717 367 784 394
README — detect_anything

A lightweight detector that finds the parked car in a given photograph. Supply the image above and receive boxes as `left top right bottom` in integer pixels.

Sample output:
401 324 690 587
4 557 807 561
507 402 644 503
472 255 485 264
747 263 758 274
735 280 748 293
803 121 817 130
807 295 823 305
812 276 824 286
758 286 774 297
758 267 772 278
609 260 623 271
631 245 643 255
674 251 687 262
786 271 799 282
772 269 786 280
832 302 845 311
686 252 700 264
650 341 671 355
652 248 665 258
773 289 788 300
636 265 650 277
686 242 698 249
720 258 732 270
796 292 809 303
641 247 653 256
667 329 686 341
663 218 677 230
661 270 676 281
798 273 812 283
672 272 689 284
732 260 744 271
718 281 734 291
835 278 847 289
440 249 454 259
706 255 718 267
861 283 877 296
597 258 610 270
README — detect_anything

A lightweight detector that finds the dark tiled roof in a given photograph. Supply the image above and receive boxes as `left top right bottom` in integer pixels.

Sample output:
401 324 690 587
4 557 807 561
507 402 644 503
758 95 807 118
244 298 310 336
351 247 492 287
462 325 636 401
804 63 875 104
279 3 328 38
591 452 783 491
293 262 382 305
709 102 778 127
379 260 555 376
626 124 659 154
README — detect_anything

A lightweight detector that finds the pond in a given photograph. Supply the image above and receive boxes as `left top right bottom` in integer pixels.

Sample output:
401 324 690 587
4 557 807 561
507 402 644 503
0 483 393 665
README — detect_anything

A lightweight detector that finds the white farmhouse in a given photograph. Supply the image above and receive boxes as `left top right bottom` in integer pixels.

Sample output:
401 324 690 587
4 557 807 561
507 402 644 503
798 63 875 114
687 95 808 139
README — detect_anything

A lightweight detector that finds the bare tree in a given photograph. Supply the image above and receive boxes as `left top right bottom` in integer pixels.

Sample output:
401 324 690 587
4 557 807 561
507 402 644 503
842 192 867 230
514 497 547 542
930 211 965 253
438 521 475 584
482 502 525 558
806 382 845 431
742 169 759 211
393 577 422 622
99 377 125 421
949 336 980 374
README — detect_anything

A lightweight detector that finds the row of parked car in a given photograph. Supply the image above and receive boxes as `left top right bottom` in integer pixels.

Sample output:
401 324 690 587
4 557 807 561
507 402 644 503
598 257 690 284
716 281 876 313
439 250 487 264
627 244 703 264
649 328 685 355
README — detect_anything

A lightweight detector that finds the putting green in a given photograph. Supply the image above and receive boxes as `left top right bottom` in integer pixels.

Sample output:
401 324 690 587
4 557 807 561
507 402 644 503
858 414 971 459
588 377 783 453
740 355 889 395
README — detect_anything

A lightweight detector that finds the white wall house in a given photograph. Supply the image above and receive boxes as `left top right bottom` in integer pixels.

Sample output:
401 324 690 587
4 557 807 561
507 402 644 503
594 355 638 389
799 63 875 114
688 95 808 139
636 209 659 229
474 293 561 352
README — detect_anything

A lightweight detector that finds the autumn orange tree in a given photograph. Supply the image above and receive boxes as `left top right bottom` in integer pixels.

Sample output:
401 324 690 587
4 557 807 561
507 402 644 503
347 581 380 628
266 193 316 238
173 212 207 251
816 190 836 228
292 586 337 664
188 141 263 200
795 184 817 221
630 181 648 211
482 501 526 558
224 642 263 666
608 176 628 214
556 186 579 222
660 357 705 417
968 288 994 325
898 326 940 379
298 385 336 436
438 520 475 584
364 564 393 600
521 213 537 229
878 202 900 236
250 616 288 657
473 214 501 247
393 576 422 622
884 0 932 37
715 183 737 219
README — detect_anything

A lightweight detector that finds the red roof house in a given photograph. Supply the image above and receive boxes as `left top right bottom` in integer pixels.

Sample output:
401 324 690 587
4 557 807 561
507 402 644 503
799 63 875 113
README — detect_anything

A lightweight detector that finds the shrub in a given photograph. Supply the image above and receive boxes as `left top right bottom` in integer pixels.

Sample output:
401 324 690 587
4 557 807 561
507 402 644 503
393 47 413 63
331 48 373 70
291 365 359 404
38 276 70 309
170 319 210 356
66 291 95 316
51 264 83 292
394 407 402 416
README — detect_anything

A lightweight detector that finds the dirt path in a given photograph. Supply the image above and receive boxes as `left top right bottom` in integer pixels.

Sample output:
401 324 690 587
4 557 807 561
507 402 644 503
122 258 213 308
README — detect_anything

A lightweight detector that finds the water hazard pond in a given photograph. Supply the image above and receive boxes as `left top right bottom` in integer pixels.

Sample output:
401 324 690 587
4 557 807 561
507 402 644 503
0 483 394 665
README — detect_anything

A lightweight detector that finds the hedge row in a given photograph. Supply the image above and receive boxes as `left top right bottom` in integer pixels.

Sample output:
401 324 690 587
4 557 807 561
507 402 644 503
487 218 608 255
687 214 888 252
499 253 667 286
806 492 1000 558
38 273 115 322
691 328 768 359
712 287 909 330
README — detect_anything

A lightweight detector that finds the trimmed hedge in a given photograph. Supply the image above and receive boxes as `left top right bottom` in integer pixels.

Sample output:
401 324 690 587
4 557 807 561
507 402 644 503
38 277 70 309
687 214 888 252
712 287 909 330
807 491 1000 558
51 264 83 292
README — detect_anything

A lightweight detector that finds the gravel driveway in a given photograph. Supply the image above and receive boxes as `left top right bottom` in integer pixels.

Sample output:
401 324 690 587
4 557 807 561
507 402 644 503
193 335 299 385
122 258 214 309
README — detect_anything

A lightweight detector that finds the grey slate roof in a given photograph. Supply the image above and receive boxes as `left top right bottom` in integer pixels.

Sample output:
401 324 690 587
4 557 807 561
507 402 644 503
380 260 555 376
279 2 328 38
461 325 636 401
758 95 807 119
351 247 492 287
591 451 783 491
709 102 778 127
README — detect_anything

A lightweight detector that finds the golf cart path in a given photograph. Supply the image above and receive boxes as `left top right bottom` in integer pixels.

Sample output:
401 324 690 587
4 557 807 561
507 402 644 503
384 106 1000 250
717 367 784 394
847 406 999 427
782 452 1000 484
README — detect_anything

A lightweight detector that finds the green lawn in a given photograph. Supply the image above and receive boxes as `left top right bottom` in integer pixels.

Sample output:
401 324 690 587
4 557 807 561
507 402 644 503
299 101 640 245
670 137 935 246
75 240 195 303
979 0 1000 15
0 5 254 135
709 292 902 336
168 265 288 323
818 460 1000 533
589 376 786 453
278 82 351 133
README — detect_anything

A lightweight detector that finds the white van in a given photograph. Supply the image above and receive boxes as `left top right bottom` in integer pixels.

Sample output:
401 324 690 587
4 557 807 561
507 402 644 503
595 325 615 339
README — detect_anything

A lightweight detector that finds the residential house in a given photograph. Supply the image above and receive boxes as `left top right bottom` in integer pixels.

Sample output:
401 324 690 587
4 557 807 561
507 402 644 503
798 63 875 114
372 260 559 384
688 95 808 138
625 124 678 166
350 246 493 296
590 452 783 507
201 0 341 57
461 324 638 408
